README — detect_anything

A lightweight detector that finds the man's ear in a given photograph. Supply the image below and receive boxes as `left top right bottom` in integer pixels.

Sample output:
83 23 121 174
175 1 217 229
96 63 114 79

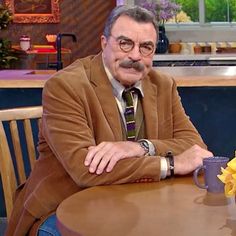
101 35 107 50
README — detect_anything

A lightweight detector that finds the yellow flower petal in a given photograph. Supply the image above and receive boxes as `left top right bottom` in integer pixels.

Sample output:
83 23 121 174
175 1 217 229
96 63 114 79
218 167 236 184
221 166 234 175
227 157 236 171
217 174 226 183
224 181 236 197
217 158 236 196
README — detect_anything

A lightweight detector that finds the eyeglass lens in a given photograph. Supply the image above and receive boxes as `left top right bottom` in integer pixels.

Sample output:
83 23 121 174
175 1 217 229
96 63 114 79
114 36 154 56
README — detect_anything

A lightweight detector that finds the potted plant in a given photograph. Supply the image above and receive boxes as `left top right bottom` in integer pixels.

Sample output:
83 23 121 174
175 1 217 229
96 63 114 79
0 3 17 69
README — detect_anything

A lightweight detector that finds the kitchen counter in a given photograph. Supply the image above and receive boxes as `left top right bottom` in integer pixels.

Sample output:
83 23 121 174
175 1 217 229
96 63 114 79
1 67 236 88
12 45 72 70
157 66 236 87
0 70 55 88
153 53 236 61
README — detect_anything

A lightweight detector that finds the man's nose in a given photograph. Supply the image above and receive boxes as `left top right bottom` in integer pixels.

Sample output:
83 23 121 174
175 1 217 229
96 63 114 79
128 45 142 60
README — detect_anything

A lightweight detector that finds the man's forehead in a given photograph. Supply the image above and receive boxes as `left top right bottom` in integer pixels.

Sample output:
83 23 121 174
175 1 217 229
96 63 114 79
112 15 155 31
111 16 157 41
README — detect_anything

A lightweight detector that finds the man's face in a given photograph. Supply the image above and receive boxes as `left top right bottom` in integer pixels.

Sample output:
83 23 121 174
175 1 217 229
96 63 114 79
101 15 157 87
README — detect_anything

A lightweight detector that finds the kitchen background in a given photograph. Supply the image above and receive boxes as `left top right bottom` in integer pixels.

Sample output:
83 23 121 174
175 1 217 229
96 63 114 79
1 0 236 61
0 0 116 61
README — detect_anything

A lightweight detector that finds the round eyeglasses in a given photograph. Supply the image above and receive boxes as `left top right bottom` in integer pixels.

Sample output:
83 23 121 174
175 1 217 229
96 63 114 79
110 35 155 57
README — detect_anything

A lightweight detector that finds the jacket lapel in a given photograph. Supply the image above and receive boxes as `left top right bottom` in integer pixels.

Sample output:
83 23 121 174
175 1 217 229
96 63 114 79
89 53 123 141
142 76 159 139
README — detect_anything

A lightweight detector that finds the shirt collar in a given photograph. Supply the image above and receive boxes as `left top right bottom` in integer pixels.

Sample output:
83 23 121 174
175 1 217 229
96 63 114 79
102 54 144 101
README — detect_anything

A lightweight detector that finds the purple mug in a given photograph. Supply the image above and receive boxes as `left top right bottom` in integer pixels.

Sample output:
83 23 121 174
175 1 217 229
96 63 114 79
193 156 229 193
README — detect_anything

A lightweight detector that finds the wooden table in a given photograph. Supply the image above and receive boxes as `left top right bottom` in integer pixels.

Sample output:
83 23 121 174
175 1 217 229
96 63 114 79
56 176 236 236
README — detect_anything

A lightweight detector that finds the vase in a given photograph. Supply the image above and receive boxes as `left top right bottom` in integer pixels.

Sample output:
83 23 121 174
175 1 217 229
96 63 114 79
156 25 169 54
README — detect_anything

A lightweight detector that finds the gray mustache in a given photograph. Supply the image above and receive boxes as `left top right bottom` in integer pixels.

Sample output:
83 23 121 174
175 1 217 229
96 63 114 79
119 60 145 72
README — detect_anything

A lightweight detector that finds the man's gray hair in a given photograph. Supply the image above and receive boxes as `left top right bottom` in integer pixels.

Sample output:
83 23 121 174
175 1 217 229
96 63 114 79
103 5 158 38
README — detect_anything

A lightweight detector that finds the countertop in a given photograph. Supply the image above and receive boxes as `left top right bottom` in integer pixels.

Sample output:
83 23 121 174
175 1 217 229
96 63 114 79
0 70 55 88
157 66 236 86
1 67 236 88
153 53 236 61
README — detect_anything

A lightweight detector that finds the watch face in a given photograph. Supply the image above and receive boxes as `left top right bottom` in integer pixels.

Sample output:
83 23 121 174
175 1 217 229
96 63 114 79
142 141 149 149
140 140 149 152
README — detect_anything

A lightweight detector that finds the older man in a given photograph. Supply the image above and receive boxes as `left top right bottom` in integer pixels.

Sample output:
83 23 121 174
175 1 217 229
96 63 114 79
6 5 212 236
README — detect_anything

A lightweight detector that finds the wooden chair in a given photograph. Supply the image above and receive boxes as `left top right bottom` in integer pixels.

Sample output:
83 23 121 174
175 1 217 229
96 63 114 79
0 106 42 219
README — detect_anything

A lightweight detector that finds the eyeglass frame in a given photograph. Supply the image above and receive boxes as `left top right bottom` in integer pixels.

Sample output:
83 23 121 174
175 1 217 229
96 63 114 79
109 34 156 57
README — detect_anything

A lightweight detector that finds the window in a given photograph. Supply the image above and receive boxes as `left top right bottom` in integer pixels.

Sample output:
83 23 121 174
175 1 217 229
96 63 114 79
175 0 236 24
130 0 236 25
205 0 235 23
174 0 199 23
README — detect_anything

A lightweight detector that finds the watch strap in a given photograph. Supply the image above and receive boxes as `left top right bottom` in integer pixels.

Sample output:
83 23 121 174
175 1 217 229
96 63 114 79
165 151 174 177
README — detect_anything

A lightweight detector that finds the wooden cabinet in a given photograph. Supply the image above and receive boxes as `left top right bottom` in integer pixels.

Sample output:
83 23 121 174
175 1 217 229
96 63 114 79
12 45 72 70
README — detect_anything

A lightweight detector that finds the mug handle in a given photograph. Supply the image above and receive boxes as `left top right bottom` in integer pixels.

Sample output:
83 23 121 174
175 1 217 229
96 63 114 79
193 165 207 189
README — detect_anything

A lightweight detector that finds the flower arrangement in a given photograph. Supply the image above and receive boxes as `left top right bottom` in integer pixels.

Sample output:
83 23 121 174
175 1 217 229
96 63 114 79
137 0 181 24
217 157 236 197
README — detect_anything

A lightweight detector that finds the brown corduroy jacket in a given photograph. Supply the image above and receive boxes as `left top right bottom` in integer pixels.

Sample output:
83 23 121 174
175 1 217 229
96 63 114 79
5 52 206 236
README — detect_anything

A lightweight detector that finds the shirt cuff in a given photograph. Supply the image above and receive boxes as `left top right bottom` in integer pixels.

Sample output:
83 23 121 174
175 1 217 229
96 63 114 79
160 156 168 179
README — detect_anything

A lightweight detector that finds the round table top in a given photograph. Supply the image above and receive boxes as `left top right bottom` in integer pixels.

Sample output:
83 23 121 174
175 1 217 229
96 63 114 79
56 176 236 236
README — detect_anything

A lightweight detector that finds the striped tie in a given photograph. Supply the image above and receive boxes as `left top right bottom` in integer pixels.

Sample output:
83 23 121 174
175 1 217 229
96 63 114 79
123 89 136 141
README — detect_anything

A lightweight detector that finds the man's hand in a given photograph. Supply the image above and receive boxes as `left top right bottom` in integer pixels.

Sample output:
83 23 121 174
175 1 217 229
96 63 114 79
84 141 146 175
174 144 213 175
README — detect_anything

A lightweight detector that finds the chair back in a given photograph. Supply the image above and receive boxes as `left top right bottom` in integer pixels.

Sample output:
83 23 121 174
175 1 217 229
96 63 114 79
0 106 42 219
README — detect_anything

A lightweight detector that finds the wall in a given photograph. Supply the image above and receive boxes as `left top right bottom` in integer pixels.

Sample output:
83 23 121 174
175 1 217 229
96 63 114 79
0 0 116 61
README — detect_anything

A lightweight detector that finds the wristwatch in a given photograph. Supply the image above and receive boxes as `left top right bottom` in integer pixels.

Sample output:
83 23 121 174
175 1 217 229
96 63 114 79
165 151 175 177
138 139 149 155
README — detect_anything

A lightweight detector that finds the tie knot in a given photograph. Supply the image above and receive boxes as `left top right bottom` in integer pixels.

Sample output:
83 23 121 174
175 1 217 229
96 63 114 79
122 90 133 106
122 88 139 106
